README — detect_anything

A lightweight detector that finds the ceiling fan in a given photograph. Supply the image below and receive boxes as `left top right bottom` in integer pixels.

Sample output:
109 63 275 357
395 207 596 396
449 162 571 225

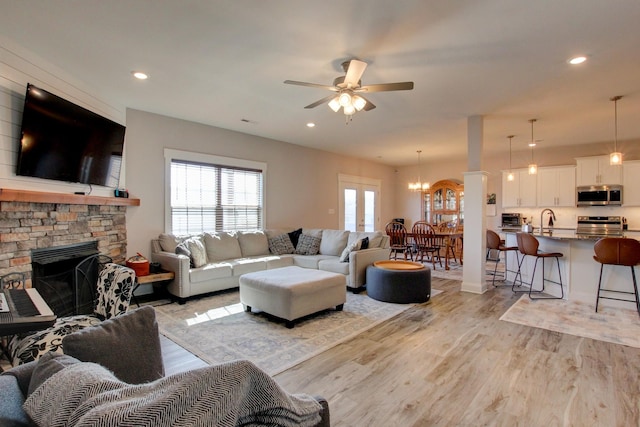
284 59 414 118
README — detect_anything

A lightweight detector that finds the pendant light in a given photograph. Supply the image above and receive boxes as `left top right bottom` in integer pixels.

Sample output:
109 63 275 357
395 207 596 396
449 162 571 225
610 95 623 166
528 119 537 175
507 135 515 181
408 150 430 191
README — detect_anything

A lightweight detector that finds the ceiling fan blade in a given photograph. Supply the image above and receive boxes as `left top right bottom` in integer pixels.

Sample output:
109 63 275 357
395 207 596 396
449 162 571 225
344 60 368 88
284 80 338 91
304 94 337 109
362 97 376 111
357 82 414 92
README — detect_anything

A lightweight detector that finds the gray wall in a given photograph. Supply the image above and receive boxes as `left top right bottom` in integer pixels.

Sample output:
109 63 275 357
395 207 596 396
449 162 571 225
125 109 398 258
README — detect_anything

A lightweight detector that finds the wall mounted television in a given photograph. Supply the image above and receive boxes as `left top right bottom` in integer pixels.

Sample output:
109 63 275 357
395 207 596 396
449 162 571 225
16 83 126 187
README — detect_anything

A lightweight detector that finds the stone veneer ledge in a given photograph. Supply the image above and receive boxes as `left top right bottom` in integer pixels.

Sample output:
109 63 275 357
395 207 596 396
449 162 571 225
0 201 128 287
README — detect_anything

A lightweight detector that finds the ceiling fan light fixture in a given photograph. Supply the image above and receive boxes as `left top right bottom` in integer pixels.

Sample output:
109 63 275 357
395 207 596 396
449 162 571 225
353 95 366 111
328 97 340 112
343 104 356 116
338 92 352 107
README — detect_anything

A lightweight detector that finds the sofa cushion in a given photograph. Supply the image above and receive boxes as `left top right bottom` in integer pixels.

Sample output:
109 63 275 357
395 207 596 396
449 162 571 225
63 306 164 384
295 234 321 255
293 254 335 269
265 255 295 269
190 262 233 283
318 258 350 276
348 231 383 249
231 258 268 276
268 234 295 255
320 230 350 256
238 230 270 257
158 233 188 253
204 231 242 261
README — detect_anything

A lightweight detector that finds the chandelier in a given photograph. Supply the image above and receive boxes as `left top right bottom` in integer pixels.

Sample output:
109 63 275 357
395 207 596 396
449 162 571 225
408 150 430 191
610 95 623 166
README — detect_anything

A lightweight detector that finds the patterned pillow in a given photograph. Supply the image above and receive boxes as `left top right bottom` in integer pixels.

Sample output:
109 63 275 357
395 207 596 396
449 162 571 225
294 234 321 255
268 234 295 255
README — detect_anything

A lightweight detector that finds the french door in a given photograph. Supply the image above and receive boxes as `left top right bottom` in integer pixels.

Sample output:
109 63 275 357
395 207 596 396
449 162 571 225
338 174 381 232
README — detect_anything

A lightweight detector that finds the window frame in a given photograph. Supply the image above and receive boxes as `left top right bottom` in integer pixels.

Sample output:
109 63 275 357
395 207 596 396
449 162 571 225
164 148 267 233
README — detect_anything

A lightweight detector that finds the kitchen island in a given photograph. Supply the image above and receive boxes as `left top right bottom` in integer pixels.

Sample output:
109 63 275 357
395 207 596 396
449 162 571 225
503 230 640 309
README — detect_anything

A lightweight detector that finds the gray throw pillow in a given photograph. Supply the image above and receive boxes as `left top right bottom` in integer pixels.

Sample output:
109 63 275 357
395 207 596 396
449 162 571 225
62 306 164 384
268 234 295 255
27 352 82 396
294 234 321 255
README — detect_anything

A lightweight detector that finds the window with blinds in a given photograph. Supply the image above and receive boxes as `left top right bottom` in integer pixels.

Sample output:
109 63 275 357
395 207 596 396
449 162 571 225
170 159 263 234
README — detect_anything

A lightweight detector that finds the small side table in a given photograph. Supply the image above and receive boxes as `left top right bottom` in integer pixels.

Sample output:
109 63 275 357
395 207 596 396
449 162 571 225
132 271 175 307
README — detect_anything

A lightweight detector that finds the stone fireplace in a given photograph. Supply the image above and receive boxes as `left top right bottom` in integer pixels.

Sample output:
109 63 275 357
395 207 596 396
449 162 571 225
0 190 135 290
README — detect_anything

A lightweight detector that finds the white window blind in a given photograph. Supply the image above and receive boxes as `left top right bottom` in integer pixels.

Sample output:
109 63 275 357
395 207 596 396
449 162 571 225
170 159 263 234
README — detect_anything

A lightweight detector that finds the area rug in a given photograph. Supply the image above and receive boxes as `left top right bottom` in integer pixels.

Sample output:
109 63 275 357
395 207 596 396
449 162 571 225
155 289 441 375
500 295 640 348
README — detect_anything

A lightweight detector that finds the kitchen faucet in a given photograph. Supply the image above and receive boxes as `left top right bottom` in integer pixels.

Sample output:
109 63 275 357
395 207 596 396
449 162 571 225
540 208 556 230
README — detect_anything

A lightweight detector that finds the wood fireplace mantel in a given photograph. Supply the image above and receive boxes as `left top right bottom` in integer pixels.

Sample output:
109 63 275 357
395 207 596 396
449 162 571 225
0 188 140 206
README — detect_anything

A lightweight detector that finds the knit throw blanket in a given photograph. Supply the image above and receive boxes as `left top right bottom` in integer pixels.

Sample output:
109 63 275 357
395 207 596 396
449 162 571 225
24 360 322 427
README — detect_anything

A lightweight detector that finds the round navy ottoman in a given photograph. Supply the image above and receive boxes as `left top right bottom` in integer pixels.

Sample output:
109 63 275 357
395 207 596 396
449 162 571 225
366 261 431 303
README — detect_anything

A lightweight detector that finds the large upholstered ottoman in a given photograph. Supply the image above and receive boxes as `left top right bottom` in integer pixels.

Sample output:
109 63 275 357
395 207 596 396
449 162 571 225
239 266 346 328
366 260 431 303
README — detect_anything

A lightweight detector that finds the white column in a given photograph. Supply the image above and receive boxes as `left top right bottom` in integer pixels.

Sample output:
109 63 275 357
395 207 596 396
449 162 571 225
461 116 488 294
462 171 489 293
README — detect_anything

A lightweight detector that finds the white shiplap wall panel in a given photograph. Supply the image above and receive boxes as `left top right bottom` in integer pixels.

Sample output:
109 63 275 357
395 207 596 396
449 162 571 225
0 35 127 196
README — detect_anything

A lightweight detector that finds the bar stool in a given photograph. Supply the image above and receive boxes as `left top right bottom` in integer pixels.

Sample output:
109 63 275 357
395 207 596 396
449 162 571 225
593 237 640 315
486 230 519 286
512 232 564 299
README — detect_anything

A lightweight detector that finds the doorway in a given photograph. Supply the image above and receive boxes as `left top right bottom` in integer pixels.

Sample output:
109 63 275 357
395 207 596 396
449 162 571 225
338 174 381 232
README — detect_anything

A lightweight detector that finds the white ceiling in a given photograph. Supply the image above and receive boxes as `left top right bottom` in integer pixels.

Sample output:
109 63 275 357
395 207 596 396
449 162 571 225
2 0 640 166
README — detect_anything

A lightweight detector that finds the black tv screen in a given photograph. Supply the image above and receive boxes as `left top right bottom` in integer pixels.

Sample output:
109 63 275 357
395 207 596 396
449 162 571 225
16 83 125 187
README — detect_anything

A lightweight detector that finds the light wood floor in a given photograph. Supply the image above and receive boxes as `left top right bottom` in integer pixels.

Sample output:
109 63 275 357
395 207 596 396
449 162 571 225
163 278 640 426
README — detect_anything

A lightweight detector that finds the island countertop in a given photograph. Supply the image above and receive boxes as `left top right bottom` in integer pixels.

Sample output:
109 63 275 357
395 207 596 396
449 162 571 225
501 229 640 241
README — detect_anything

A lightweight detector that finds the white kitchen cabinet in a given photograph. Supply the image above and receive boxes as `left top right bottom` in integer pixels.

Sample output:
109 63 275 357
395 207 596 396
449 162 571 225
537 166 576 207
502 169 536 208
623 160 640 206
576 156 622 186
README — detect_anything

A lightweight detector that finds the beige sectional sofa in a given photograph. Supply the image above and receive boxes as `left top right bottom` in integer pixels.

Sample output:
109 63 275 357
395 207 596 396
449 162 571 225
151 228 390 301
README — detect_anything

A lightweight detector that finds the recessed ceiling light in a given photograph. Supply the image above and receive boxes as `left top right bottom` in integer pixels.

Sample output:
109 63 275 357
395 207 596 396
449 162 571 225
568 56 587 65
306 122 315 128
131 71 148 80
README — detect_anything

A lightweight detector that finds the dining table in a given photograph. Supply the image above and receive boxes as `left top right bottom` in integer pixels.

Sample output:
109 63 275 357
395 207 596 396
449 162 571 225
406 230 463 270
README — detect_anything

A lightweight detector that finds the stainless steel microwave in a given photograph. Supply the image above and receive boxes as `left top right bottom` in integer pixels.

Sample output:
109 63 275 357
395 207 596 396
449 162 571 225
576 185 622 206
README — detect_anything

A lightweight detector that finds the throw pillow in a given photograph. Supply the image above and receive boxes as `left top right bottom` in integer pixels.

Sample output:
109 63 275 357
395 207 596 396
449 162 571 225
339 239 362 262
27 353 82 396
175 242 193 267
62 306 164 384
288 228 303 247
203 231 242 261
360 236 369 250
185 236 208 268
294 234 321 255
268 234 295 255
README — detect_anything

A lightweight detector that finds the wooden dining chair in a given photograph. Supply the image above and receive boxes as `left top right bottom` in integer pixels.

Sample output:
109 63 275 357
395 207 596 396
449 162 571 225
411 221 442 269
385 222 413 261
